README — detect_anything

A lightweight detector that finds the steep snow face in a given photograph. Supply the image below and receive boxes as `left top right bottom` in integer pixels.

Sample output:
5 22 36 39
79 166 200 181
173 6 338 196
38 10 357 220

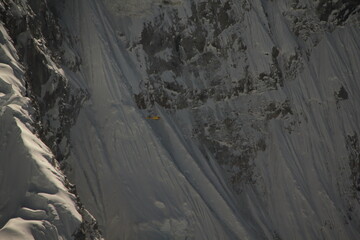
62 1 253 239
0 24 82 240
58 0 360 239
0 0 102 239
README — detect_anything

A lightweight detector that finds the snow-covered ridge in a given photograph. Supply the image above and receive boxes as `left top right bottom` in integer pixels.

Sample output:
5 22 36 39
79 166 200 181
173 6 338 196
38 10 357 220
0 0 102 239
0 24 81 240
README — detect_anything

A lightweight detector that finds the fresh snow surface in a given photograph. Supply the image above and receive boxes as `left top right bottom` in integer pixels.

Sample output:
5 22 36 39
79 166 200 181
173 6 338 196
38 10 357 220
63 1 250 239
0 24 81 239
57 0 360 239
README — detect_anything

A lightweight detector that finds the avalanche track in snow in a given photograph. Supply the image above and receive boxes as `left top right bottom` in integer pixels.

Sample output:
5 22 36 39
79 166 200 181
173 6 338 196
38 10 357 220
1 0 360 239
60 0 360 239
64 1 251 239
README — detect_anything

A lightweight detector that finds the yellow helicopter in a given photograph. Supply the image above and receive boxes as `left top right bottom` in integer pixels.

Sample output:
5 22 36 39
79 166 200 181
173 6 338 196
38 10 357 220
145 116 161 120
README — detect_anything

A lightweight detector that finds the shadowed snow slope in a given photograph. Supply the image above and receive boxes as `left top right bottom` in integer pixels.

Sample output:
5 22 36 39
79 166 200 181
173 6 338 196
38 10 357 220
4 0 360 240
55 0 360 239
63 1 251 239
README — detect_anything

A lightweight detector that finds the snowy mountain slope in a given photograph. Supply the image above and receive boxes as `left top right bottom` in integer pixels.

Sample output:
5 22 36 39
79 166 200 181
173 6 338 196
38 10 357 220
0 23 82 240
61 1 257 239
0 1 102 239
52 0 360 239
2 0 360 239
